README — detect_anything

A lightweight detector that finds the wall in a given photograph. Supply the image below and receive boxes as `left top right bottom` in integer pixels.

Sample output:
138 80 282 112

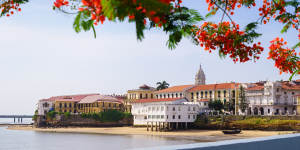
36 115 132 127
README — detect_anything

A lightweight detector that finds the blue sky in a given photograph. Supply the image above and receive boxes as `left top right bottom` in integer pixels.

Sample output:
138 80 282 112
0 0 298 114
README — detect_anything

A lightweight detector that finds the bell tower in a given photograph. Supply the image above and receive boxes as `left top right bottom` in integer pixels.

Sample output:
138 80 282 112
195 64 206 85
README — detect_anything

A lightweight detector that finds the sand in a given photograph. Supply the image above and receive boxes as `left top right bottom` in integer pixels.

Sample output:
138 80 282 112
7 125 297 142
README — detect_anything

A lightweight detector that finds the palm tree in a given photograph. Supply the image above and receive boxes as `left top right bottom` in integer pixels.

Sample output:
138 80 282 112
156 81 170 90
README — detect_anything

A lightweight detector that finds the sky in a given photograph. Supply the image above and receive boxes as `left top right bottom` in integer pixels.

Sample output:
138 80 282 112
0 0 299 115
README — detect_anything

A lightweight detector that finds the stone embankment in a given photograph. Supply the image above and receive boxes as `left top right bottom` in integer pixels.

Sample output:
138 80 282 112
194 115 300 131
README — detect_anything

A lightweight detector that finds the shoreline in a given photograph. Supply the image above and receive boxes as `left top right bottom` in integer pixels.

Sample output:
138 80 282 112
7 125 297 142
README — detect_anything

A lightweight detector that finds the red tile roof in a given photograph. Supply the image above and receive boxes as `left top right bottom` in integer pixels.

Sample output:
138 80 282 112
47 93 100 102
132 98 184 103
198 99 209 102
247 86 264 91
188 83 239 92
79 95 121 104
155 85 194 93
281 82 300 90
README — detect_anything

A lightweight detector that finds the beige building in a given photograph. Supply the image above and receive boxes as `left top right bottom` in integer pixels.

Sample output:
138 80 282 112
78 95 123 113
126 84 156 112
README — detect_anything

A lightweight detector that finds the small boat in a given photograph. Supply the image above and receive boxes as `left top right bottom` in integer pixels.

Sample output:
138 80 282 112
222 129 241 134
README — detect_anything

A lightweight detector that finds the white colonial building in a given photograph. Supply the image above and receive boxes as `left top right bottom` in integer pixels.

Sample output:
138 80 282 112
246 80 300 115
131 98 208 130
37 99 55 116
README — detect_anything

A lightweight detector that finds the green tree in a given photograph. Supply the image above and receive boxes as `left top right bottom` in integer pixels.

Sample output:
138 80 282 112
208 99 224 112
1 0 299 78
239 86 248 114
156 81 170 90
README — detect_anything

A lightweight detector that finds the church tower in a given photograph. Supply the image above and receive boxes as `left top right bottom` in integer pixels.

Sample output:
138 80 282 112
195 64 206 85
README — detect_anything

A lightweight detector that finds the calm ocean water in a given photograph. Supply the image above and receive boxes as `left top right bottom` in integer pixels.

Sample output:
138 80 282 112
0 127 197 150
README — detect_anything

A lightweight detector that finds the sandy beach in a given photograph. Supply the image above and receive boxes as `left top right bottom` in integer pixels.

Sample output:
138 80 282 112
7 125 297 142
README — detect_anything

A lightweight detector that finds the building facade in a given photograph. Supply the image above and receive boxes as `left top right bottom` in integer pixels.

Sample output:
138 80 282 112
78 95 123 113
126 84 156 112
37 93 124 116
131 98 205 126
246 81 300 115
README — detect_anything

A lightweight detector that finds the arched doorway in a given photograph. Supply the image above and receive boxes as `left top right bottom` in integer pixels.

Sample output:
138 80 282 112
248 107 252 115
284 107 288 114
260 107 264 115
254 107 258 115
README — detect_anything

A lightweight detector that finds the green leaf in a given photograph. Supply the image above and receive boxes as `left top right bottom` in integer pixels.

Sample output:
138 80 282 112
292 42 300 49
289 69 299 81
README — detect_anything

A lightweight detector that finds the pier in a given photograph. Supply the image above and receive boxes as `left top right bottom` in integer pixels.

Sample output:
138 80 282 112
0 115 33 124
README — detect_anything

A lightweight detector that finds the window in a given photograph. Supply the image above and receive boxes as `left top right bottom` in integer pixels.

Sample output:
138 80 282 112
224 90 227 97
164 94 166 98
201 91 203 98
284 92 287 94
151 94 153 99
161 115 164 119
167 115 168 119
188 115 190 119
173 107 175 111
108 103 111 107
209 91 212 98
196 92 199 99
193 115 196 119
148 115 151 119
168 94 170 98
156 107 159 111
152 107 155 111
205 91 207 98
178 115 181 119
140 93 143 99
175 93 178 98
180 93 182 97
145 94 148 99
191 93 194 99
69 103 72 108
148 107 151 111
64 103 67 108
171 93 174 98
178 107 181 111
59 103 62 108
172 115 175 119
188 107 191 111
292 92 295 95
166 106 169 111
193 107 196 111
144 116 147 119
218 91 221 98
114 103 116 107
161 106 164 111
204 102 207 106
277 88 279 92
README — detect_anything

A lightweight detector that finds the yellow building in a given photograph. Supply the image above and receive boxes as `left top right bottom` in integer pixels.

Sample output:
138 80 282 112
54 99 78 113
126 84 156 112
187 83 240 114
77 95 123 113
294 95 300 115
52 94 99 113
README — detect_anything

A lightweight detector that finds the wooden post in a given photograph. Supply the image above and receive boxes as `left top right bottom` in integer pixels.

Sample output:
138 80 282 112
185 122 188 129
168 122 171 130
151 122 153 131
155 122 158 131
159 122 161 132
176 122 178 130
147 122 149 131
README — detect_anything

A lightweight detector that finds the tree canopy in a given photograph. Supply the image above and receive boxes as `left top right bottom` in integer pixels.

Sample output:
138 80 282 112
156 81 170 90
1 0 299 78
